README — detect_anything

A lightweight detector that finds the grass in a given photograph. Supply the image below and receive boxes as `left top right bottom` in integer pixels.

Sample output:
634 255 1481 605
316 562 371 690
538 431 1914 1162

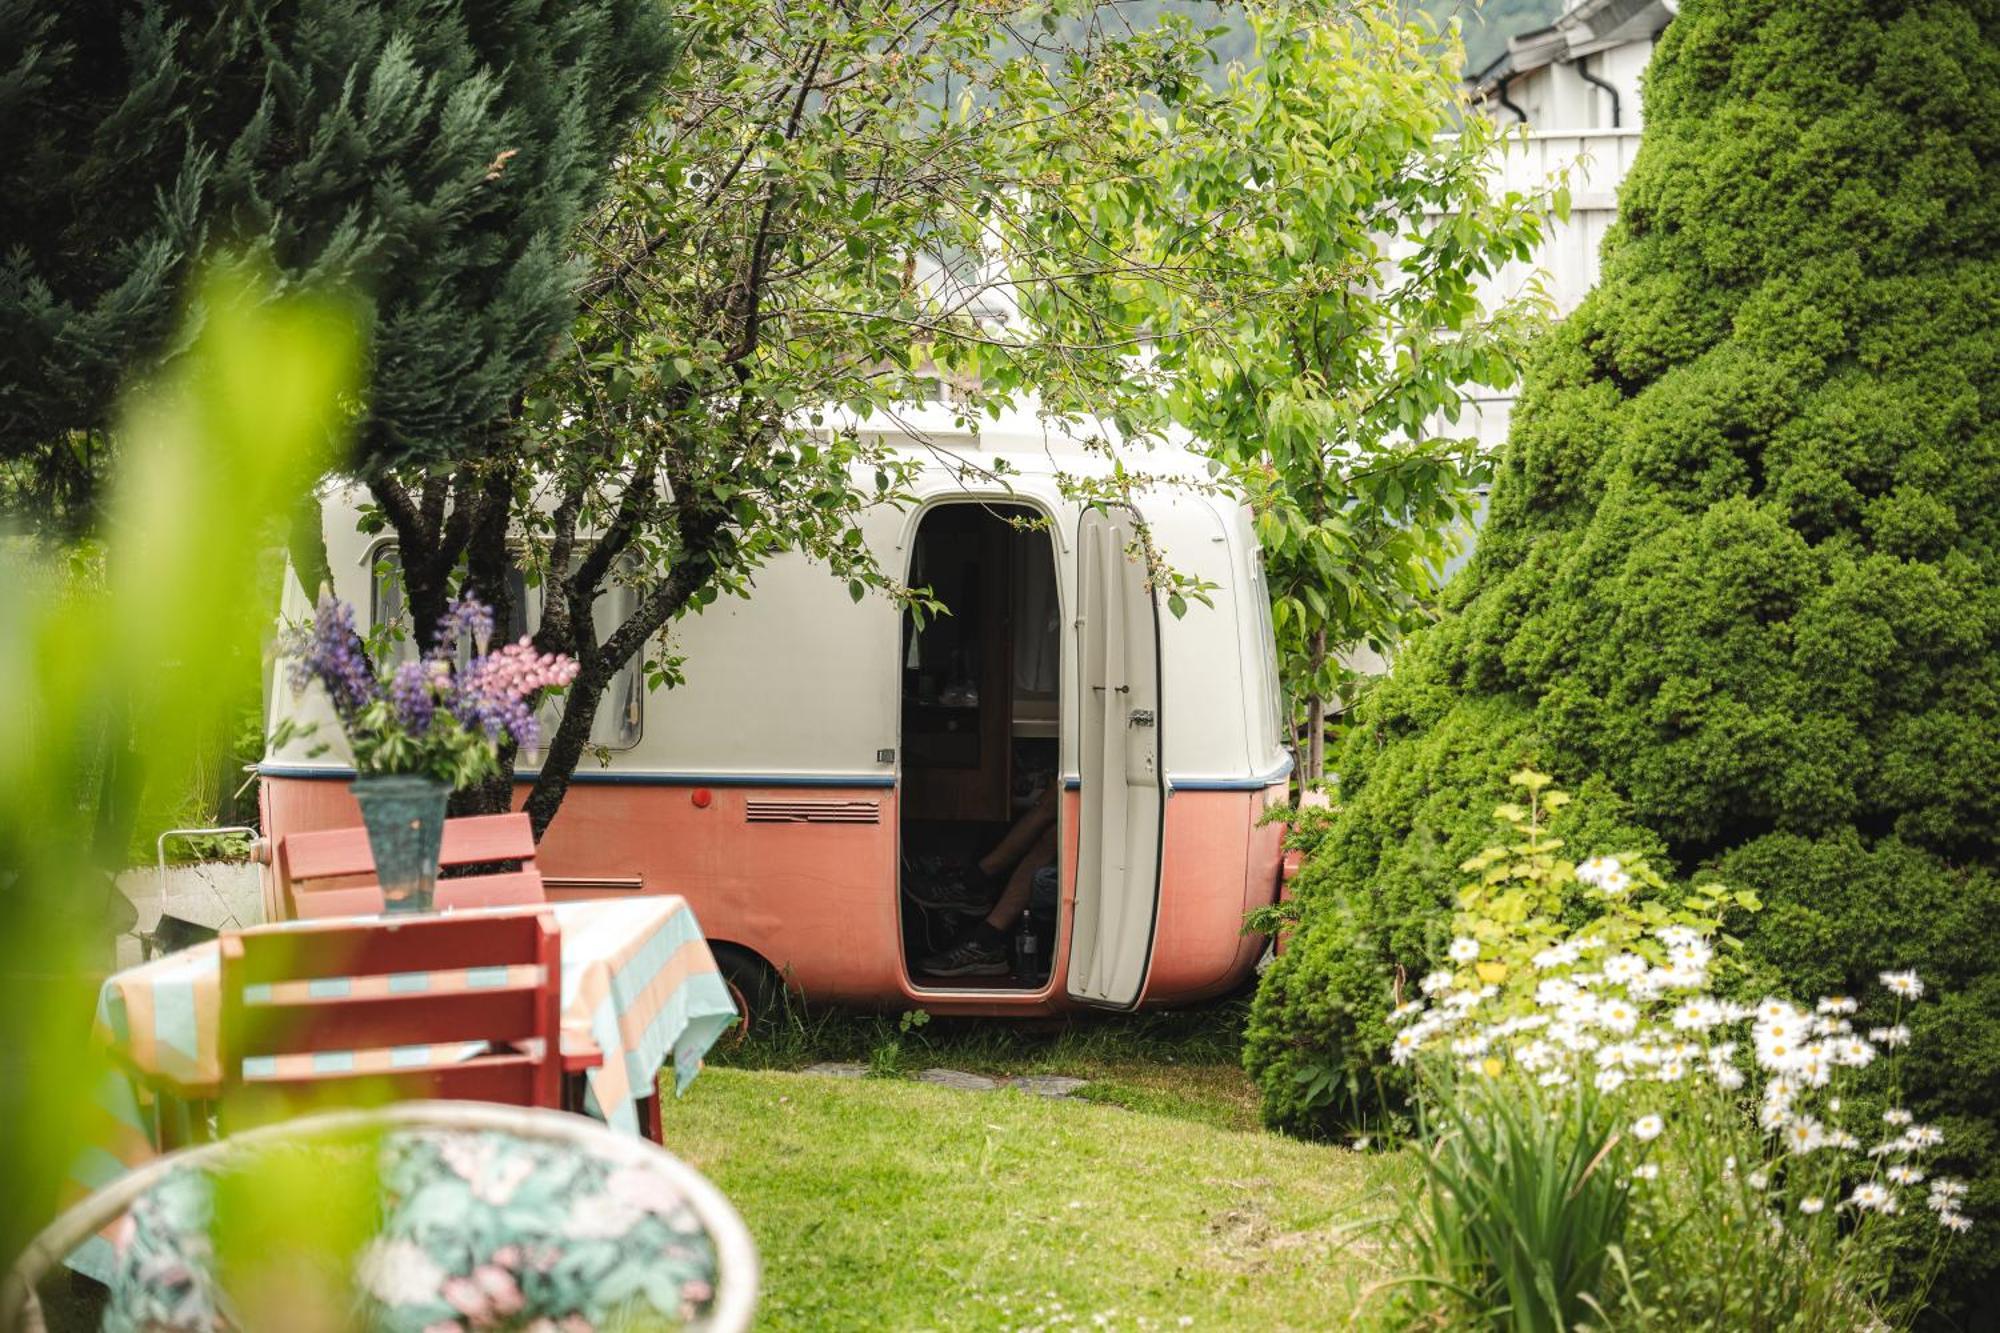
710 994 1266 1131
660 1066 1405 1330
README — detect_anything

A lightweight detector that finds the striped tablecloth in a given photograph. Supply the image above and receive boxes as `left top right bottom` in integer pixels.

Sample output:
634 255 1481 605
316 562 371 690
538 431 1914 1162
66 897 738 1281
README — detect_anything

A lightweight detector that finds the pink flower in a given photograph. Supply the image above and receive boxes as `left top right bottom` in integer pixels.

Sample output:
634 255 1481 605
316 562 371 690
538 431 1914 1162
442 1275 493 1322
472 1265 525 1317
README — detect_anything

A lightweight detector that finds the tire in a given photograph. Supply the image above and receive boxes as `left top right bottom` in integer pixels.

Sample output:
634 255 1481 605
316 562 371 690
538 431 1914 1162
708 943 784 1041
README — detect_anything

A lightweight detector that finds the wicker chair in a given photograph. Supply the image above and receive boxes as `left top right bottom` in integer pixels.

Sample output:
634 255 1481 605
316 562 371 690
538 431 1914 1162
2 1102 758 1333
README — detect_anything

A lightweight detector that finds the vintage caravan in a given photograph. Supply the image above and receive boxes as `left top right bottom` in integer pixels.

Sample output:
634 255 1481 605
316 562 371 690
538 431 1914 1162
261 411 1293 1018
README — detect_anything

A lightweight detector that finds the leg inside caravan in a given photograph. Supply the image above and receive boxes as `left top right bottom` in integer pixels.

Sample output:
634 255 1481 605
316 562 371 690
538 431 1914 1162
898 503 1061 990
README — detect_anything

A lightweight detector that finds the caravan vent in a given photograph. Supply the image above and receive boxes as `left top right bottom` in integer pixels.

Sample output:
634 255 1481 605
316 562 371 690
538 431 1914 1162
744 798 882 825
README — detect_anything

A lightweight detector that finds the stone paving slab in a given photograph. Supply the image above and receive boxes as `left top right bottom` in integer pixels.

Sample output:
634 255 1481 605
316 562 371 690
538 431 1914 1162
804 1064 1088 1099
917 1068 1001 1091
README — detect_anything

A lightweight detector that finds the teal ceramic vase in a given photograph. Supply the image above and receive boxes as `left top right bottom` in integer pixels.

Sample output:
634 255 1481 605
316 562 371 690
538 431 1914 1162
350 774 450 914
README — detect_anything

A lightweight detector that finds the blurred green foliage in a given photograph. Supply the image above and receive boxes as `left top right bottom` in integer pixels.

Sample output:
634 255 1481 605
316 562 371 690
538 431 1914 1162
1245 0 2000 1317
0 268 358 1264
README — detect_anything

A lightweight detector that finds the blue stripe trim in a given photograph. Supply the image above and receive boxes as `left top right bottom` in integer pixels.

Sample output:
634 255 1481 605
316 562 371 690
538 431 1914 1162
1063 756 1293 793
265 755 1293 791
259 763 896 789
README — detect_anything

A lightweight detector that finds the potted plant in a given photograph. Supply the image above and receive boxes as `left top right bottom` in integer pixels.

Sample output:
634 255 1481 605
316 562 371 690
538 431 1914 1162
283 596 577 913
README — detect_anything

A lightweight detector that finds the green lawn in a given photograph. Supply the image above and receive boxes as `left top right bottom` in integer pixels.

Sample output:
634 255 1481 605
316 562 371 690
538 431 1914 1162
659 1068 1404 1331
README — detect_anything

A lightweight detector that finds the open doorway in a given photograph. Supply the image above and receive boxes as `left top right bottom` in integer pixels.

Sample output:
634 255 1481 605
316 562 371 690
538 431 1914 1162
899 503 1061 990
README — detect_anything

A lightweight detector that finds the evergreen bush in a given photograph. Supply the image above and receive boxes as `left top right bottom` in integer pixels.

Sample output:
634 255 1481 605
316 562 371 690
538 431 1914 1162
0 0 675 509
1246 0 2000 1311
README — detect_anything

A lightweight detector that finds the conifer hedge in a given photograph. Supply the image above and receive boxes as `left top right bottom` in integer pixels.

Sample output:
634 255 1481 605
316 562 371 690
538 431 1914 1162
0 0 675 485
1246 0 1999 1307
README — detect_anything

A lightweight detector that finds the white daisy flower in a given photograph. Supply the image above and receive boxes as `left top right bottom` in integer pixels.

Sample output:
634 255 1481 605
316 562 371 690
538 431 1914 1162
1939 1211 1972 1233
1660 963 1709 990
1536 978 1581 1008
1576 856 1621 887
1817 996 1858 1015
1714 1065 1745 1091
1631 1114 1664 1142
1887 1164 1925 1185
1594 1068 1628 1093
1783 1117 1826 1155
1597 869 1631 896
1574 935 1607 953
1929 1178 1968 1202
1532 942 1582 970
1849 1182 1893 1212
1869 1024 1912 1049
1448 936 1480 964
1419 970 1455 996
1879 970 1924 999
1390 1030 1422 1064
1537 1068 1573 1088
1667 939 1712 970
1757 998 1801 1024
1800 1197 1825 1214
1631 1163 1659 1180
1389 1001 1426 1024
1902 1125 1944 1150
1833 1037 1876 1067
1883 1108 1914 1126
1604 954 1647 984
1597 1000 1639 1035
1747 1170 1769 1190
1515 1040 1556 1072
1671 998 1723 1032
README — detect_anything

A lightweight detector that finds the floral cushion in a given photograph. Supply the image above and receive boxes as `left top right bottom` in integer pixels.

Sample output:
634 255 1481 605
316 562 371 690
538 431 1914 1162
100 1129 719 1332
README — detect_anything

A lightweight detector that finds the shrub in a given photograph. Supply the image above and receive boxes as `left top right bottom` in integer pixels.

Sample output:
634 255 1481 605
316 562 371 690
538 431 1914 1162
1371 774 1967 1331
1246 0 2000 1312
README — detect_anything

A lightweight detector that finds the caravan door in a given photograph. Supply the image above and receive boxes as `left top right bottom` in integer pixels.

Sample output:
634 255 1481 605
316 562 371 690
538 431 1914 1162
1067 507 1165 1009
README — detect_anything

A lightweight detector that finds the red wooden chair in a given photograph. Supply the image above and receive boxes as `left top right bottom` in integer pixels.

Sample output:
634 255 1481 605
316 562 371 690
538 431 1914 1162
274 813 545 920
217 911 564 1130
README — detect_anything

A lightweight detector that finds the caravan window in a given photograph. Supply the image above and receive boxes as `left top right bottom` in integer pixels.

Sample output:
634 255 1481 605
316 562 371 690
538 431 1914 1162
367 544 642 751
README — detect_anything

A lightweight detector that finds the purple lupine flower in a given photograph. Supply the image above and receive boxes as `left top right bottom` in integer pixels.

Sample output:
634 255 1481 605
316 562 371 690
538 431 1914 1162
431 595 496 661
286 595 379 720
387 659 438 734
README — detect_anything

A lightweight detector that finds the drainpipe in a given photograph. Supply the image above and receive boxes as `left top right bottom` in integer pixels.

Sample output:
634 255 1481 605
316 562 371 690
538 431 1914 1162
1495 72 1528 125
1574 53 1622 129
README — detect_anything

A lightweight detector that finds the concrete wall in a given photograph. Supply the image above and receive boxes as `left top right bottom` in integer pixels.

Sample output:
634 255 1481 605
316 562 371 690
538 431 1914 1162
113 860 264 969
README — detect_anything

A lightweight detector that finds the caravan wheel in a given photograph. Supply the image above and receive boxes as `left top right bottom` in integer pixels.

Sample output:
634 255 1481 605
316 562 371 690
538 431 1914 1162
709 943 783 1041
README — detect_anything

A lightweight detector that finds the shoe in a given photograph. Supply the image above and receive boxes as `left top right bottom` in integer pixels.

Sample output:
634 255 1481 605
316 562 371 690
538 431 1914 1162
919 937 1010 977
904 867 994 915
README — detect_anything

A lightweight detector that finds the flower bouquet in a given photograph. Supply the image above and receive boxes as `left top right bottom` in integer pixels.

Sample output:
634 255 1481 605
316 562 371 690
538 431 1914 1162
283 595 577 913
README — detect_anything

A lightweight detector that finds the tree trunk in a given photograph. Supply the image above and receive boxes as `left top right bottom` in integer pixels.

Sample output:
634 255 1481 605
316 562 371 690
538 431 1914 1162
1304 629 1328 785
451 465 523 818
520 512 727 841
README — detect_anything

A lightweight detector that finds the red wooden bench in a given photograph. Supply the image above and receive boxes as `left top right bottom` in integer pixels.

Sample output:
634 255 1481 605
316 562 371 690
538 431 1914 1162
274 813 545 920
217 911 564 1130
